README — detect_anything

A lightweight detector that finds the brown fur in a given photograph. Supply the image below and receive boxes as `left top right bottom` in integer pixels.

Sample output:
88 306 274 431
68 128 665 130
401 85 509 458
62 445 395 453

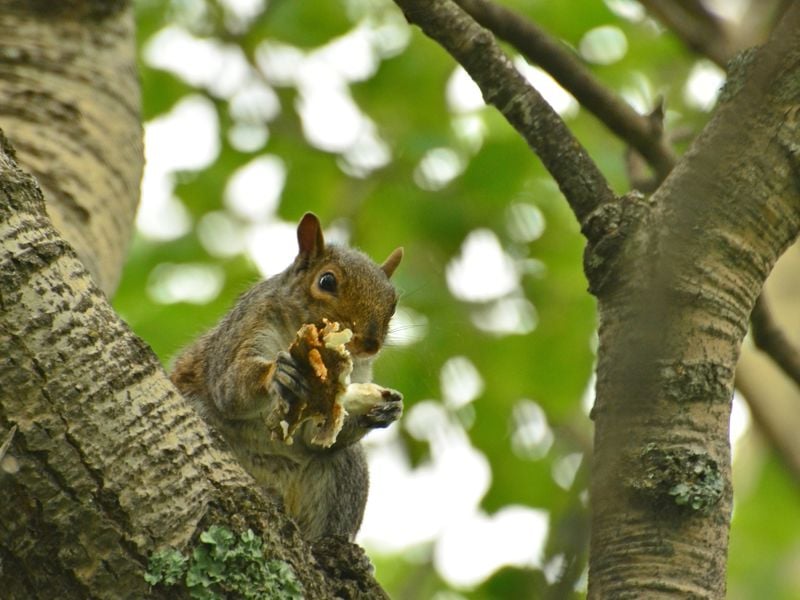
170 213 402 541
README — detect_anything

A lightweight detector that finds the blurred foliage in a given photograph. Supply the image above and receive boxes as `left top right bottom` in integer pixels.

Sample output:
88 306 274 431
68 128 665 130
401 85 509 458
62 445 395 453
118 0 800 598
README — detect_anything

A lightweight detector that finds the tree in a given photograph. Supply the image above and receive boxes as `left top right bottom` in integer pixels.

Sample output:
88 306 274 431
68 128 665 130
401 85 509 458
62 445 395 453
2 0 800 598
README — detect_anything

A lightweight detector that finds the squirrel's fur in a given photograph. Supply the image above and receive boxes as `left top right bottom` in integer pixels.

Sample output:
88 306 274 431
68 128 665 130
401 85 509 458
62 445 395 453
171 213 403 540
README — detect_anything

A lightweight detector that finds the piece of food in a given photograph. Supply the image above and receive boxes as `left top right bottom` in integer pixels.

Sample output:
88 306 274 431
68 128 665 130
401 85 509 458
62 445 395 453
269 320 352 447
271 319 401 447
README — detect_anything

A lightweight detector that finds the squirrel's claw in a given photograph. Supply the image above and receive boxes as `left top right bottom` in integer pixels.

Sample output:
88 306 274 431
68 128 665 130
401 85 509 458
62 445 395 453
271 351 309 406
357 387 403 429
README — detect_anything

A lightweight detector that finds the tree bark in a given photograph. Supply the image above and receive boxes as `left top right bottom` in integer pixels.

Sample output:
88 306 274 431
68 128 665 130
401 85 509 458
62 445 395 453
586 7 800 596
0 0 143 296
0 133 386 598
0 3 387 598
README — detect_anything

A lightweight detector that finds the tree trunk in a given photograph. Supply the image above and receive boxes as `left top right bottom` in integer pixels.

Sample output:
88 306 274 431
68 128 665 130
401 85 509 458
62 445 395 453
0 3 387 598
586 9 800 597
0 0 143 295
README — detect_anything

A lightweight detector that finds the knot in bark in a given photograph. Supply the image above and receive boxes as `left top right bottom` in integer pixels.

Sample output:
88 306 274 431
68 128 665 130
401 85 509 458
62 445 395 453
581 190 653 298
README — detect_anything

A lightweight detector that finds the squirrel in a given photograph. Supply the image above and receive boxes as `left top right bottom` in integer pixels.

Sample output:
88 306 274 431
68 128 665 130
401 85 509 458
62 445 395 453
170 212 404 541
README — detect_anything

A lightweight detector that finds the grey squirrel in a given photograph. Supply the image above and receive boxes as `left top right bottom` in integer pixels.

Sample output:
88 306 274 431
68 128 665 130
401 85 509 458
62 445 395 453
171 212 404 541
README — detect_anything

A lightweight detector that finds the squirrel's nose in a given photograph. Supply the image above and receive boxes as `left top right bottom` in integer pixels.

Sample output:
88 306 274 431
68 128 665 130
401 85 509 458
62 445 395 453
350 331 381 356
360 337 379 354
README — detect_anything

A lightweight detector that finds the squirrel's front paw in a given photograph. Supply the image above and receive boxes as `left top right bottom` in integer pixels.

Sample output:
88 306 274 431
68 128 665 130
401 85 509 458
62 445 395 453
271 351 310 406
266 351 312 440
343 384 403 429
362 389 403 429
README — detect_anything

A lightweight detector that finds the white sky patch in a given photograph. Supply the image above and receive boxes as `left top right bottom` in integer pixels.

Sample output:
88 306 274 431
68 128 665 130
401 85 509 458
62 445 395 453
137 172 192 241
552 452 583 490
245 219 299 277
441 356 484 410
368 12 412 58
471 295 538 336
705 0 748 21
296 86 367 152
684 60 726 112
144 26 250 98
446 66 485 114
511 399 554 461
434 506 549 589
144 95 220 173
138 95 219 240
197 211 247 258
730 390 750 454
452 114 487 154
579 25 629 65
603 0 646 21
224 155 286 222
359 411 491 553
228 122 269 153
581 372 597 416
255 41 306 87
310 23 379 83
414 147 465 191
218 0 265 28
147 263 225 305
255 25 392 165
229 80 280 123
506 202 546 243
386 306 429 347
447 229 520 302
620 71 656 115
514 57 578 118
339 123 392 177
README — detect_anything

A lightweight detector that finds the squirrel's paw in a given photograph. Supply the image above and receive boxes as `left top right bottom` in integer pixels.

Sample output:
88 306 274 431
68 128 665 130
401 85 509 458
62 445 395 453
272 351 308 400
343 384 403 429
361 393 403 429
270 350 310 407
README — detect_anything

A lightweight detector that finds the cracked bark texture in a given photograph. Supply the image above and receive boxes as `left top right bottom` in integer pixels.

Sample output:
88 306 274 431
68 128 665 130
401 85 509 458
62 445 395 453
0 2 388 598
0 0 142 296
0 135 387 598
586 6 800 597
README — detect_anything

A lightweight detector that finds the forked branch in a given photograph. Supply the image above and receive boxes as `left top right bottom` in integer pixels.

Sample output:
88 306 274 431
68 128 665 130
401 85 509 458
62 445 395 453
394 0 615 223
454 0 677 182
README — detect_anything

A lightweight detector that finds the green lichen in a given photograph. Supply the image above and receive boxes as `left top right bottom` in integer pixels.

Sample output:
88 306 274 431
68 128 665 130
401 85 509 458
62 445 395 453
717 47 760 105
145 548 187 586
145 526 304 600
632 444 724 514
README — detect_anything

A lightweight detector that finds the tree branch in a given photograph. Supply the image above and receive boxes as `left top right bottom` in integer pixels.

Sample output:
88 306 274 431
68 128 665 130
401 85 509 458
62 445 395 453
454 0 677 182
638 0 735 67
393 0 615 224
735 367 800 484
0 131 386 599
751 294 800 389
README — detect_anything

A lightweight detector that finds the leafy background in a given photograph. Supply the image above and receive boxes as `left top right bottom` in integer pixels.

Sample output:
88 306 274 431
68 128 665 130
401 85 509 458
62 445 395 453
116 0 800 597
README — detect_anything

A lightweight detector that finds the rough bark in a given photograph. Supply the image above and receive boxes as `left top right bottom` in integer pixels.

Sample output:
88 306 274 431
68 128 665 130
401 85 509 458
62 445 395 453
0 2 387 597
0 0 143 296
586 7 800 596
0 133 387 598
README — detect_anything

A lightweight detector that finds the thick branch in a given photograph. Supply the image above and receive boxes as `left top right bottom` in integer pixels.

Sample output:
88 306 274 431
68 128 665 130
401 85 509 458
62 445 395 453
454 0 677 182
0 134 385 599
0 3 143 296
588 2 800 596
394 0 615 223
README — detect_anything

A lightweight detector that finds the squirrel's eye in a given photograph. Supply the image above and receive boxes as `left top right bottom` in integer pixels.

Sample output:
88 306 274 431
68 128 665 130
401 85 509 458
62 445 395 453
318 272 338 293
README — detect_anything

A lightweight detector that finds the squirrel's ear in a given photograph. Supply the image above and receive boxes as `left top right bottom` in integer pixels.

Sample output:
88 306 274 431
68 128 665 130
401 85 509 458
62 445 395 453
297 212 325 258
381 247 403 278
